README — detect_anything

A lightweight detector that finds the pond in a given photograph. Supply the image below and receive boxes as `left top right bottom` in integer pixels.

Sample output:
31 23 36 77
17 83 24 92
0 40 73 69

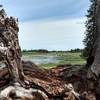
22 55 59 65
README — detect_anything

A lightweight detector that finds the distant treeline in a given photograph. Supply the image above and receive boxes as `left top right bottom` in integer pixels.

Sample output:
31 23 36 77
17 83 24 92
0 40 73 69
22 48 83 53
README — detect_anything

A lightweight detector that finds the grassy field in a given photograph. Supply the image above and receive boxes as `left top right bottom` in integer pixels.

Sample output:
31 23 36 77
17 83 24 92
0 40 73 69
22 52 86 69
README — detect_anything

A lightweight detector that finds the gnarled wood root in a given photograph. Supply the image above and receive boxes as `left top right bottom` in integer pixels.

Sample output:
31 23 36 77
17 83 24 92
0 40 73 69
0 84 48 100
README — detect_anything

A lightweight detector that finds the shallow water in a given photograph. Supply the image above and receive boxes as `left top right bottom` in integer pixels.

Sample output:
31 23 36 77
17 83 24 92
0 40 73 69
22 55 59 65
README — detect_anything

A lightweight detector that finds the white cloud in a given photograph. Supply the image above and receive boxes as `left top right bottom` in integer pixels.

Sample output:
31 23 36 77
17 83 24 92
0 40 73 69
19 18 86 50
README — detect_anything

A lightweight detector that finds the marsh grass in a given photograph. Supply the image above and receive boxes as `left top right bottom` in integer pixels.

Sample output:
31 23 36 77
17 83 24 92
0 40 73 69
22 52 86 69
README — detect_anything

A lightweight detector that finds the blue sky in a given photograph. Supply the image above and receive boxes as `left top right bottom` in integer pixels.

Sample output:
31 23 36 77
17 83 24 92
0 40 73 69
2 0 90 50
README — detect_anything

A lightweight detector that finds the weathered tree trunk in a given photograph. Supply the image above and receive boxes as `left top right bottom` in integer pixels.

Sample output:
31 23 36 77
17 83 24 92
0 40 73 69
0 15 28 87
87 0 100 79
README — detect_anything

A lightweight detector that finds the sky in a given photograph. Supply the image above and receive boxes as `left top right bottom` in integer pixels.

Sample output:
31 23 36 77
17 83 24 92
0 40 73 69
2 0 90 50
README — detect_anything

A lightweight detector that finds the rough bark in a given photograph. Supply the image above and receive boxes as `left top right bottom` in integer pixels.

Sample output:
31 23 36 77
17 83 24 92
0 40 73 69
0 15 27 87
87 0 100 79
